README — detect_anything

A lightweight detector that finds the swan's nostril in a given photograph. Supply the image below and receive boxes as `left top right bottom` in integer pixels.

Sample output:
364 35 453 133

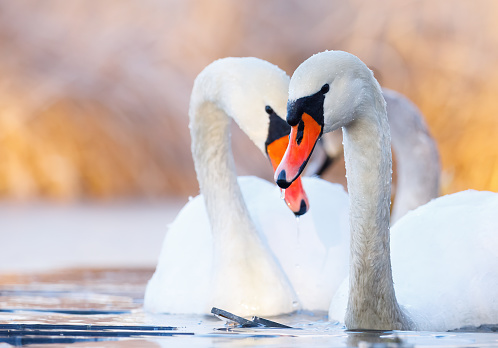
294 199 308 216
276 170 291 189
296 120 305 146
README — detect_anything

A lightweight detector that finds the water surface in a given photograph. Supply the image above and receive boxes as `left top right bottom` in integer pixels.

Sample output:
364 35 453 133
0 268 496 347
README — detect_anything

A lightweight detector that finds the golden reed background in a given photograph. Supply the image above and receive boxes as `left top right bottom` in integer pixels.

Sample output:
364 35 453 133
0 0 497 200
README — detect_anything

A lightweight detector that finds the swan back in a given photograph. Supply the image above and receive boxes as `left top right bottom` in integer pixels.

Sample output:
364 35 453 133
390 190 498 330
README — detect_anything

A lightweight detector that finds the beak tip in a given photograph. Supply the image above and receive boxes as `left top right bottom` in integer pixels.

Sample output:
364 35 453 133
276 169 292 189
293 199 309 217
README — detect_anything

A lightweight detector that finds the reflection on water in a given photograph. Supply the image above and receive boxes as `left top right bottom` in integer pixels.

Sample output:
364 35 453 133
0 268 496 347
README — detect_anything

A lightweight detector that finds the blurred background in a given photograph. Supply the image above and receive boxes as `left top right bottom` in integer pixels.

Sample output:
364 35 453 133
0 0 497 271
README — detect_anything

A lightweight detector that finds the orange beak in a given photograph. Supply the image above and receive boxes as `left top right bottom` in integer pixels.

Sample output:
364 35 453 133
267 135 309 216
274 112 322 189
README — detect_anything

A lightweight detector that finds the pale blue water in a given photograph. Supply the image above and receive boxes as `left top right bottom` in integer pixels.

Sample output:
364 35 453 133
0 269 496 347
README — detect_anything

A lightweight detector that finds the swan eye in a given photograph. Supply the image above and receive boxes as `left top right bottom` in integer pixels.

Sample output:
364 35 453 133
265 105 274 115
320 84 330 94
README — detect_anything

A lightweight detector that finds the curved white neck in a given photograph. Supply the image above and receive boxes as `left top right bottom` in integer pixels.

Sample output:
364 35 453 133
184 57 301 315
188 58 274 241
190 101 255 240
342 88 412 330
188 66 298 314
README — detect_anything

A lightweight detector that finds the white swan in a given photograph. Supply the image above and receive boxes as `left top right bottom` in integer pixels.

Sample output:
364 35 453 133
144 57 349 315
305 87 440 223
275 50 498 331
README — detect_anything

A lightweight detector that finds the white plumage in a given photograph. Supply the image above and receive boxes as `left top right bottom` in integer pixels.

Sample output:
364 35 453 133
278 50 498 331
144 57 350 315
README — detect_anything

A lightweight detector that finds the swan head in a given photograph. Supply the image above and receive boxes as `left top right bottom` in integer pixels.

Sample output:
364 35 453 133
264 105 309 215
191 57 309 215
275 51 379 188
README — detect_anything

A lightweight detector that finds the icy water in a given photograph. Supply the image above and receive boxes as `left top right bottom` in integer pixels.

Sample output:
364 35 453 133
0 268 496 347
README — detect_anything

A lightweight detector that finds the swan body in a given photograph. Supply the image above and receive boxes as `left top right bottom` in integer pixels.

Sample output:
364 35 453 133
144 57 349 315
330 189 498 331
144 177 292 314
145 176 350 314
275 50 498 331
